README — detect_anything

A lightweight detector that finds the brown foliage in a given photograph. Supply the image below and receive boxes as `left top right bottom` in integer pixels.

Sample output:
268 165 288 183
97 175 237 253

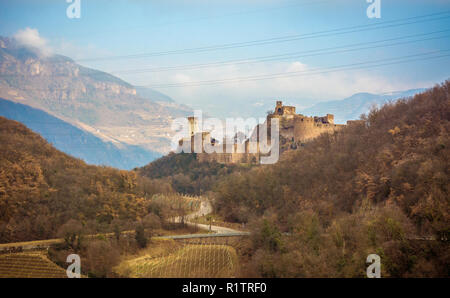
215 81 450 277
0 117 174 243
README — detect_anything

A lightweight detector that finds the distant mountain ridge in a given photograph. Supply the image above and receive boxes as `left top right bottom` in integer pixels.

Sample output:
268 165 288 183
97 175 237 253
0 98 161 169
0 36 192 155
135 87 175 103
207 89 427 120
299 89 426 124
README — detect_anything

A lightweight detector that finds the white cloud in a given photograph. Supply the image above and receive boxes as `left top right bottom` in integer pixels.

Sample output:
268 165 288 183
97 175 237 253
12 30 421 118
123 60 420 117
51 39 113 61
13 28 52 56
11 28 109 61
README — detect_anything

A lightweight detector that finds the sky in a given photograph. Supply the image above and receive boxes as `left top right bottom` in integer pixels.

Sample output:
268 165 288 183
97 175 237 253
1 0 450 117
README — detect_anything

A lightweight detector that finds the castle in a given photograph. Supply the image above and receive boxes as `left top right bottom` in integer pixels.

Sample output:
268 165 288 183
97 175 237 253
178 101 346 164
269 101 345 143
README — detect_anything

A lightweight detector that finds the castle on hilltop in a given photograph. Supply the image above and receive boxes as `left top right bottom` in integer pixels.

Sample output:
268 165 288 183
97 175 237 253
268 101 345 143
177 101 346 164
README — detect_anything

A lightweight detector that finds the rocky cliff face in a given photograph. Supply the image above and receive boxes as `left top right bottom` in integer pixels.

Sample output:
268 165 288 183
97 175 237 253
0 36 191 154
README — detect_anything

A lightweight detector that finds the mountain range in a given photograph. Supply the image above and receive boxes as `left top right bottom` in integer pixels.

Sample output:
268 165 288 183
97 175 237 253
223 89 427 122
0 36 192 157
299 89 426 124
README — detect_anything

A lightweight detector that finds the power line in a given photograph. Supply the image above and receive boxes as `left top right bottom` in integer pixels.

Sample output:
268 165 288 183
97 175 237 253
147 52 450 87
141 50 450 88
5 50 449 91
75 11 450 62
110 30 450 74
2 30 449 81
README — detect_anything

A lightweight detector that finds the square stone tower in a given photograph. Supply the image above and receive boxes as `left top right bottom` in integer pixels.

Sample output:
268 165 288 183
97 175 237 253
274 101 296 116
187 116 199 137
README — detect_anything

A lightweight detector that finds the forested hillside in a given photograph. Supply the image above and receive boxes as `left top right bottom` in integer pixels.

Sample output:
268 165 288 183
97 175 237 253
0 117 173 243
138 152 252 194
214 82 449 277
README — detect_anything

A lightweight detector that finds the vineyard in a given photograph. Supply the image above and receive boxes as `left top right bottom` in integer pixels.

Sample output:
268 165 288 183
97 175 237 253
116 240 239 278
150 194 202 220
0 252 67 278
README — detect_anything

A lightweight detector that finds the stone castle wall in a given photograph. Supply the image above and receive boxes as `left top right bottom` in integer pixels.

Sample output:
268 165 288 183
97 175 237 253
292 115 344 143
180 101 346 164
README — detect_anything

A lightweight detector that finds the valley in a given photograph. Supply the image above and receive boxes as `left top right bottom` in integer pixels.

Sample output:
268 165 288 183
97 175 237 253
0 1 449 282
0 36 192 158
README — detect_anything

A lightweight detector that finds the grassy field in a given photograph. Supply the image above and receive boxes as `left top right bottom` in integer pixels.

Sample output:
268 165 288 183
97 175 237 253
0 252 67 278
115 239 239 278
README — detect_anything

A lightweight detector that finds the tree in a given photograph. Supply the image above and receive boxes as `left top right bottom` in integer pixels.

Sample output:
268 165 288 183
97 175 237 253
113 223 121 241
135 224 147 248
57 219 84 251
85 240 120 278
142 213 161 235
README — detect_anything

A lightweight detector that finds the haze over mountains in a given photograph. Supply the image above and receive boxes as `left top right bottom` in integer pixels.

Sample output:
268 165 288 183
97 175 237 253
300 89 426 124
215 89 427 121
0 98 160 169
0 36 192 158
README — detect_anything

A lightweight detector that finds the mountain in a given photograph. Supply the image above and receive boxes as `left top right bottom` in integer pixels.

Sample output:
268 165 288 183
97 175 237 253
216 97 318 119
0 97 161 169
135 87 174 103
0 36 192 154
0 116 172 243
299 89 426 124
191 89 426 121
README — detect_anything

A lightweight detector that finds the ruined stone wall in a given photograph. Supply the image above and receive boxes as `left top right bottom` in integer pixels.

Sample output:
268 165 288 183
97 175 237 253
293 115 343 142
183 101 347 165
196 143 259 164
267 114 295 140
282 106 296 115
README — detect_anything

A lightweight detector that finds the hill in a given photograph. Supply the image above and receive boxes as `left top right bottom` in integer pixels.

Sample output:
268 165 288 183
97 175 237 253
0 36 192 154
138 153 253 195
0 97 160 169
0 116 173 243
214 82 449 277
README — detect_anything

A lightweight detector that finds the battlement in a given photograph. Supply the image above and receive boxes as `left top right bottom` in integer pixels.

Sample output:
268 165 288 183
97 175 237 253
268 101 344 143
178 100 346 164
275 101 296 116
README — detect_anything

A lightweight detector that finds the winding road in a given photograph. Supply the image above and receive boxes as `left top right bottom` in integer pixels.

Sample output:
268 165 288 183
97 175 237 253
167 198 249 239
0 196 249 253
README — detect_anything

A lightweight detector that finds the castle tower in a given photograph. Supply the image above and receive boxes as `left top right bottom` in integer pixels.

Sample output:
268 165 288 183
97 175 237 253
273 100 296 116
326 114 334 124
275 101 283 115
187 116 199 137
